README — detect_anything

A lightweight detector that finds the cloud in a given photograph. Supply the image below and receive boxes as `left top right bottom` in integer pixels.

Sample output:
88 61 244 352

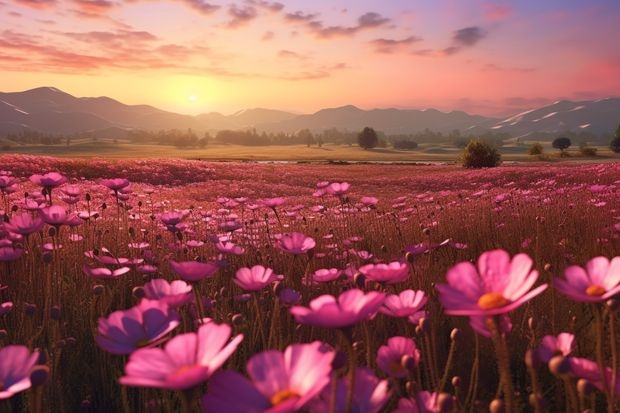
13 0 56 8
482 63 535 73
245 0 283 13
503 96 553 108
284 10 319 23
369 36 422 54
358 12 389 28
59 29 159 49
484 4 512 21
307 11 390 39
181 0 220 15
453 26 486 47
277 49 306 59
227 4 258 28
261 31 274 41
73 0 116 14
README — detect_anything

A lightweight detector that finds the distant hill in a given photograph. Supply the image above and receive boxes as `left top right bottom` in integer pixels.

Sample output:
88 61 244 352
1 87 618 139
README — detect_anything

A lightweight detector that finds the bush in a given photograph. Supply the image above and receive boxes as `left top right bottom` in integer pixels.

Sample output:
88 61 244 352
578 145 597 157
393 140 419 150
610 137 620 153
460 138 501 168
552 137 571 152
358 127 378 150
527 142 543 156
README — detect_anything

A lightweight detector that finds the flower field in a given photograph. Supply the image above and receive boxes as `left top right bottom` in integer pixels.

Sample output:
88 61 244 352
0 154 619 412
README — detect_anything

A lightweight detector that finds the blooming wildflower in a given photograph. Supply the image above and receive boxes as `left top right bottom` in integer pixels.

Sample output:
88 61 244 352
39 205 72 226
99 178 130 191
214 240 245 255
361 196 378 206
203 341 333 413
359 261 410 284
4 213 45 236
376 336 420 378
436 249 548 316
309 367 390 413
380 289 428 317
82 265 131 279
234 265 280 292
95 299 180 355
0 345 41 399
0 301 13 316
312 268 342 283
0 245 24 261
143 279 193 308
536 332 575 363
394 392 444 413
120 322 242 391
554 256 620 302
290 288 385 328
567 357 620 395
276 232 316 255
170 260 221 282
326 182 350 197
0 175 18 194
29 172 67 189
279 288 301 306
261 197 285 208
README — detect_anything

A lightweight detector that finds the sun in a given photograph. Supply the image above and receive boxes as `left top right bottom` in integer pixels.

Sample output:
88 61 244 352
188 95 198 102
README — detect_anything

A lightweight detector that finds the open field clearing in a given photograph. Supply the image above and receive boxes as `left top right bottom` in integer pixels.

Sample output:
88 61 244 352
0 154 618 412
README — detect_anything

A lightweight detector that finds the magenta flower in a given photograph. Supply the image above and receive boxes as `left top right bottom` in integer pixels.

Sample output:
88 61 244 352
95 299 180 355
325 182 350 197
0 345 41 399
380 289 427 317
536 332 575 363
99 178 130 191
143 279 193 308
202 341 334 413
39 205 71 226
359 261 410 284
567 357 620 395
29 172 67 189
276 232 316 255
376 336 421 378
120 321 242 391
170 260 221 282
214 240 245 255
261 197 286 208
4 213 45 236
436 249 548 315
394 392 444 413
0 301 13 317
554 256 620 302
82 265 131 279
0 245 24 262
290 288 385 328
234 265 280 292
312 268 342 283
309 367 390 413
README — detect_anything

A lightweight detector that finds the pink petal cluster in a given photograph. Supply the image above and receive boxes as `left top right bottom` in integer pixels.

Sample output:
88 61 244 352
554 256 620 302
359 261 410 284
234 265 280 291
0 345 40 399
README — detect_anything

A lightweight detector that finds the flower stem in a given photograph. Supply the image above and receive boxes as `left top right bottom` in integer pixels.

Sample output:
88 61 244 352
487 316 518 412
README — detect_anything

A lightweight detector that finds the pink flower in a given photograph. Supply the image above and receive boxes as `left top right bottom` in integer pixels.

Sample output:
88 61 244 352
276 232 316 255
554 256 620 302
0 345 40 399
99 178 130 191
436 249 548 316
0 245 23 261
214 240 245 255
394 392 445 413
290 288 385 328
170 260 221 282
261 197 286 208
0 301 13 316
567 357 620 395
359 261 410 284
312 268 342 283
95 299 180 355
143 279 193 308
234 265 280 292
536 332 575 363
120 322 242 391
380 289 427 317
29 172 67 188
202 341 334 413
308 367 390 413
326 182 350 197
39 205 72 226
376 336 420 378
82 265 130 279
4 213 44 236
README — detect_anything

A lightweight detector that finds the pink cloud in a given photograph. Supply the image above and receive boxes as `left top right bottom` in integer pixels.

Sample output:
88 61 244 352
484 4 512 21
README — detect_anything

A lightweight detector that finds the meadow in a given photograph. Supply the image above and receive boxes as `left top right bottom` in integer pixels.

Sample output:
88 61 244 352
0 153 618 412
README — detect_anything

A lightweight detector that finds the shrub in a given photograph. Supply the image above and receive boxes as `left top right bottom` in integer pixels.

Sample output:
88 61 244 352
578 145 597 157
610 137 620 153
393 140 418 150
460 138 501 168
552 137 571 152
527 142 544 156
357 127 378 150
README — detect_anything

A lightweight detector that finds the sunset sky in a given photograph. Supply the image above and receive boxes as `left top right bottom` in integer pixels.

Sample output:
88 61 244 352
1 0 619 117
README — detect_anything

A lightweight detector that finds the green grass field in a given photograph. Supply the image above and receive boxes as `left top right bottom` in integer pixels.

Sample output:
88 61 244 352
2 140 618 162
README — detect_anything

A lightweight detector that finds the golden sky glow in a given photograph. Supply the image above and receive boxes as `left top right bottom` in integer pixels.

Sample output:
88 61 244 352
1 0 619 116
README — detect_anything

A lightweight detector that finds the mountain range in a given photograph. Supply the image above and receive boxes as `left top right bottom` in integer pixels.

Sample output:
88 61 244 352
1 87 619 139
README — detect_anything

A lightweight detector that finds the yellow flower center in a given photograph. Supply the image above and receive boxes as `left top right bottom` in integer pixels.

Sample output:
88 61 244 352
477 292 510 310
270 389 299 406
585 284 606 296
135 339 151 348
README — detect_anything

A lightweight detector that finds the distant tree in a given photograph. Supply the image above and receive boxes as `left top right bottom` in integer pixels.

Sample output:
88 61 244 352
552 137 572 153
611 124 620 153
527 142 543 156
460 138 501 168
358 127 378 150
393 140 419 150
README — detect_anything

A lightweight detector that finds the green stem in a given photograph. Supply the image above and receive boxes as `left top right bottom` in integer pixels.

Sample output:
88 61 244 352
487 316 518 413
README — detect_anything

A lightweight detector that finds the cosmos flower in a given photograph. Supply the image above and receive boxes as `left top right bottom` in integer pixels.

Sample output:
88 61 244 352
290 288 385 329
120 321 243 391
276 232 316 255
553 256 620 302
95 299 180 355
376 336 421 378
435 249 548 316
567 357 620 395
4 213 45 236
325 182 351 197
143 278 193 308
29 172 67 189
82 265 131 279
0 345 41 399
234 265 280 292
358 261 410 284
379 289 428 318
99 178 130 191
202 341 334 413
170 260 221 282
308 367 390 413
0 245 24 262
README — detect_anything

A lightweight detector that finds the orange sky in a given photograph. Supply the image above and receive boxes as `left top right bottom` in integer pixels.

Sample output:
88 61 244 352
1 0 619 116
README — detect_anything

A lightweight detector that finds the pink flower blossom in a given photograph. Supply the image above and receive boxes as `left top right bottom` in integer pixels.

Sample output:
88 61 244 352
554 256 620 302
29 172 67 189
120 322 242 391
170 260 221 282
276 232 316 255
380 289 427 317
536 332 575 363
0 301 13 316
0 345 40 399
359 261 410 284
376 336 421 378
567 357 620 395
436 249 548 316
4 213 45 236
326 182 350 197
99 178 130 191
234 265 280 291
82 265 131 279
0 245 23 261
143 279 193 308
290 288 385 328
95 299 180 355
312 268 342 283
203 341 333 412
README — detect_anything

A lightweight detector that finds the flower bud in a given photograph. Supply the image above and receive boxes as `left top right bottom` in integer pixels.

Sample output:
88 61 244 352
132 286 145 299
30 365 50 387
92 284 105 295
489 398 504 413
548 355 571 377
